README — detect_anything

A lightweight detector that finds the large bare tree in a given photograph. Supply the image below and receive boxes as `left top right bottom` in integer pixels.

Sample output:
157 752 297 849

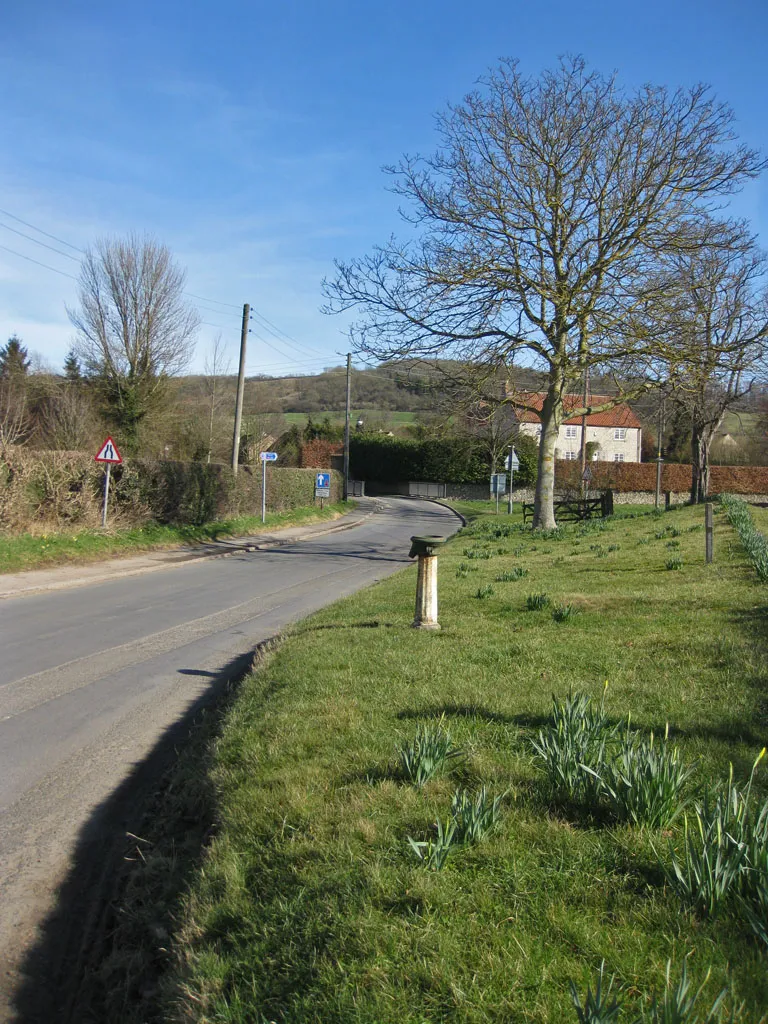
68 234 199 443
647 222 768 501
324 57 765 526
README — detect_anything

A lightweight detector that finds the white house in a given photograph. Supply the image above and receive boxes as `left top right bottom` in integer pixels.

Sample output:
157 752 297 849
512 393 643 463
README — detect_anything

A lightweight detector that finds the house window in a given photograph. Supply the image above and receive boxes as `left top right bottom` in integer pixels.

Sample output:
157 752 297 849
565 451 577 460
614 453 625 462
614 428 627 440
565 425 577 439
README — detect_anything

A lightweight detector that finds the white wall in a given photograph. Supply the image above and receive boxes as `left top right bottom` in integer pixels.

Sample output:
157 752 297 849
518 423 642 462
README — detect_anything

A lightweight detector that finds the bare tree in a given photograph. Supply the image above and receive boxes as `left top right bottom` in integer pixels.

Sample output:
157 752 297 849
0 379 29 452
202 333 232 463
648 222 768 501
324 57 765 527
37 382 102 451
68 234 200 444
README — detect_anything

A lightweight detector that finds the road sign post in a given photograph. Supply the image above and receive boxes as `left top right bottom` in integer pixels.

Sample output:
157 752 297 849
94 437 122 528
505 448 520 515
315 471 331 509
259 451 278 523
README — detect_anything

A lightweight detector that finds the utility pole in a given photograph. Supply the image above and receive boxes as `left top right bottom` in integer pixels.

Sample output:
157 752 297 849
231 303 250 475
343 353 351 501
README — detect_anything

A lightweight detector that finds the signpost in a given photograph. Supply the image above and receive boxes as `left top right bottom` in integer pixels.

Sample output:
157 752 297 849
505 447 520 515
491 472 507 514
259 451 278 523
94 436 122 528
315 471 331 508
582 463 593 500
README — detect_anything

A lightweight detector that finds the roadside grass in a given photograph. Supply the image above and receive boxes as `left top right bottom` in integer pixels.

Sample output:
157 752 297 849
0 502 351 574
116 501 766 1022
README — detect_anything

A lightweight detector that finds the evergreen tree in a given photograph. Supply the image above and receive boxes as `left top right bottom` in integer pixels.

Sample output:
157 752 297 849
0 335 31 379
63 347 82 381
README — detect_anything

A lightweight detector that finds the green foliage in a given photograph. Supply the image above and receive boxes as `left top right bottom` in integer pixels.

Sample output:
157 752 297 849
0 334 30 378
495 566 528 581
600 727 694 830
397 720 462 787
450 786 504 843
720 495 768 581
475 583 495 599
526 591 551 610
531 690 617 806
407 816 459 870
666 557 684 570
569 962 623 1023
552 602 575 623
349 431 538 485
660 752 768 919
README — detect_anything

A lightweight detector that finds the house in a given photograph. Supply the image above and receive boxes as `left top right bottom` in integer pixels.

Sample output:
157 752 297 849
511 392 643 463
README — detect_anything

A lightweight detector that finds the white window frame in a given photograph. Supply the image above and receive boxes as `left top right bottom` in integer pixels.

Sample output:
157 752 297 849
564 425 578 439
565 450 577 461
614 428 627 441
614 453 625 462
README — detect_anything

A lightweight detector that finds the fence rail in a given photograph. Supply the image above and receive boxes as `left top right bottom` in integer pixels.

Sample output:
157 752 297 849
522 492 613 524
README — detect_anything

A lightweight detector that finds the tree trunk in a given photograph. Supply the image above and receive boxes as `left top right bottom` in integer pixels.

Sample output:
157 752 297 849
533 386 563 529
690 421 717 504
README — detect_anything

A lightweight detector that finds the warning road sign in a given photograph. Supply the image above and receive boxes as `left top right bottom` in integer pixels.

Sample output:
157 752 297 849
95 437 122 464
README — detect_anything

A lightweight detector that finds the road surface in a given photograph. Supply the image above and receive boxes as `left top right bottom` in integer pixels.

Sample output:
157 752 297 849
0 497 459 1020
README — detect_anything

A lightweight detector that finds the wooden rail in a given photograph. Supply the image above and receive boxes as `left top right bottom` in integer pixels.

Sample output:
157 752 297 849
522 492 613 524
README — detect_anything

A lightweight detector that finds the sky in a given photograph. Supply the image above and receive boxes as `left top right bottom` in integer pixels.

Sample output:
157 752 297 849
1 0 767 379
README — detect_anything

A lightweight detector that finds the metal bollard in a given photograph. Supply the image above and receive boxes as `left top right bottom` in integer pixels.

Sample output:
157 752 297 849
408 535 447 630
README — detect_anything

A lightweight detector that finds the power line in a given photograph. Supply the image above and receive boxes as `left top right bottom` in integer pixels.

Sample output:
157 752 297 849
184 291 242 310
0 243 78 280
0 221 81 262
0 207 85 253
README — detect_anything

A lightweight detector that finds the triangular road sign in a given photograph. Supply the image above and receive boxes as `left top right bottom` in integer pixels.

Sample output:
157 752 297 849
95 436 122 463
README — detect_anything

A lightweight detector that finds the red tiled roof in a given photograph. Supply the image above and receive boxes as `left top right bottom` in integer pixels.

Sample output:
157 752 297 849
511 392 642 429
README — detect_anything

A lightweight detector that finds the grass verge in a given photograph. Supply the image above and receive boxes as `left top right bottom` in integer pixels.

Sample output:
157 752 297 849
100 501 768 1022
0 502 352 574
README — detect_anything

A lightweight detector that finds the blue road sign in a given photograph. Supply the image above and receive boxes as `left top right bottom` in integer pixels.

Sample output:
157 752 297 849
259 451 278 462
316 472 331 489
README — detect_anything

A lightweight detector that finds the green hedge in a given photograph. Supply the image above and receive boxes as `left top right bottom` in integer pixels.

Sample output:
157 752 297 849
350 434 537 486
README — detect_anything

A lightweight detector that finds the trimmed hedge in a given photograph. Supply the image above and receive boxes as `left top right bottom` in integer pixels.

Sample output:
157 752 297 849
555 460 768 495
350 434 537 486
0 449 341 532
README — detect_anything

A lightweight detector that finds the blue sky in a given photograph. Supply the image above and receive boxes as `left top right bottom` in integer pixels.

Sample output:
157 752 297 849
1 0 766 377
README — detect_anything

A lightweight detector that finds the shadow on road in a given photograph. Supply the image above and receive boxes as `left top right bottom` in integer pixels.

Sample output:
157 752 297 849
10 643 275 1024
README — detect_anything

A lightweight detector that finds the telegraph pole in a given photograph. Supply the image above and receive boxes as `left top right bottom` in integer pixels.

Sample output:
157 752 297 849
231 303 250 475
343 353 351 501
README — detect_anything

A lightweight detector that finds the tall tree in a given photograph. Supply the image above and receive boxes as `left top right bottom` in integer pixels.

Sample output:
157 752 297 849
324 57 765 526
650 223 768 501
0 335 30 379
68 234 200 444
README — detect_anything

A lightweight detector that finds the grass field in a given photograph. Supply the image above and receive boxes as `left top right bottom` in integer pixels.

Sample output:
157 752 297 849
97 501 768 1023
0 502 350 574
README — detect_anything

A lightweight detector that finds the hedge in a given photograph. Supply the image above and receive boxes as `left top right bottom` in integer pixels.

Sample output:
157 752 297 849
0 449 341 533
350 434 537 486
554 460 768 495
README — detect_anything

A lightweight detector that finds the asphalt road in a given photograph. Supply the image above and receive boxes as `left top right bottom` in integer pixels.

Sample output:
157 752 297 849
0 497 459 1019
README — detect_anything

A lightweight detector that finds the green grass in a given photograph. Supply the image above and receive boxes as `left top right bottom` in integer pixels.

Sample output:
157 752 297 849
0 502 352 574
104 501 768 1022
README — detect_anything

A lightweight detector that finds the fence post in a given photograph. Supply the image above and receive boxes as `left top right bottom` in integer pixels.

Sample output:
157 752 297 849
705 502 714 564
665 491 672 511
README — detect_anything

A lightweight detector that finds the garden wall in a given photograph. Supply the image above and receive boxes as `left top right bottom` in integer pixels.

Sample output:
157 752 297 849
0 449 342 533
